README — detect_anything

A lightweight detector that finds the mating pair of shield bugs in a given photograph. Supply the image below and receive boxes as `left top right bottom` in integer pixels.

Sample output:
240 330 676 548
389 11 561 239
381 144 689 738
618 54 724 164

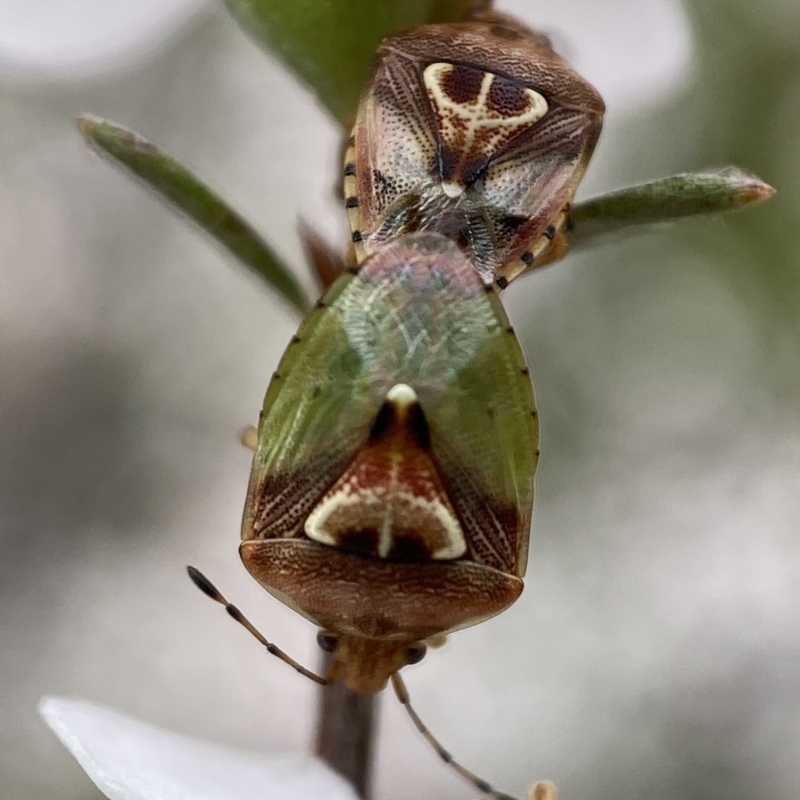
189 12 603 799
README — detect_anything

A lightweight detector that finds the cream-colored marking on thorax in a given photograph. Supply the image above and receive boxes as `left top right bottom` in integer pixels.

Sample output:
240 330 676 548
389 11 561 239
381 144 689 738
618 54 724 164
423 63 548 196
304 383 467 560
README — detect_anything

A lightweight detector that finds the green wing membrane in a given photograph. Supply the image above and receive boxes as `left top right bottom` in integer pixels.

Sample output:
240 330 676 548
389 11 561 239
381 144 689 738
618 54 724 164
242 232 538 576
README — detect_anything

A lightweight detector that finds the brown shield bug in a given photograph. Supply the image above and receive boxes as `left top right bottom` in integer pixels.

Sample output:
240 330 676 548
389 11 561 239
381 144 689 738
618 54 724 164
343 16 604 287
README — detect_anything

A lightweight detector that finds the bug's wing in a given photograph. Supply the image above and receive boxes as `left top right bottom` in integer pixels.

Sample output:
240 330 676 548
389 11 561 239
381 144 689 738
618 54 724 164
344 47 438 263
421 289 538 577
242 274 382 542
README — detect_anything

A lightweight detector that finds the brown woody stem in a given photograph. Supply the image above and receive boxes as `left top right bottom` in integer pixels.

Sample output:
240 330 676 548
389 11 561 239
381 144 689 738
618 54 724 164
314 652 377 800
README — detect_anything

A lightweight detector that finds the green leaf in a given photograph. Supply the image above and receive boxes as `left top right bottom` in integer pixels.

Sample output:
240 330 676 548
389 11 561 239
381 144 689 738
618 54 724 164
222 0 477 126
569 167 775 251
77 115 309 315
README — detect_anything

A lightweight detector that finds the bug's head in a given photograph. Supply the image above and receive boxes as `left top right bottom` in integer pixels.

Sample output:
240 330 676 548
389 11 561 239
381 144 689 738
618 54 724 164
317 630 427 694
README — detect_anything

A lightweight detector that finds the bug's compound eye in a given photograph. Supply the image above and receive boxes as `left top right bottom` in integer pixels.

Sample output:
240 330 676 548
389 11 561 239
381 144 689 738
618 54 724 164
316 631 339 653
405 642 427 665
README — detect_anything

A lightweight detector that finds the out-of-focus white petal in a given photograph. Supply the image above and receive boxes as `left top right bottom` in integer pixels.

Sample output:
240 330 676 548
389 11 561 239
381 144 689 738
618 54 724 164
0 0 691 106
508 0 693 109
39 696 360 800
0 0 211 81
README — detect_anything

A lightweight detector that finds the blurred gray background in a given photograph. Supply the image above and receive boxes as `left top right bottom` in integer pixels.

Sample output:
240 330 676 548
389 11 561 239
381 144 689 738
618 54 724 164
1 1 798 798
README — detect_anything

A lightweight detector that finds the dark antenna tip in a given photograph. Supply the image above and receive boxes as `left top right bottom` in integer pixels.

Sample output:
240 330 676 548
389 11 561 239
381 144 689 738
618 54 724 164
187 565 222 602
185 564 327 685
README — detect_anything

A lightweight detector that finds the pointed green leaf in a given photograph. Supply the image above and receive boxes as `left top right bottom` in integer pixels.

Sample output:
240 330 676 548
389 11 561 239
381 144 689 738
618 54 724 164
77 115 309 315
222 0 478 126
569 167 775 251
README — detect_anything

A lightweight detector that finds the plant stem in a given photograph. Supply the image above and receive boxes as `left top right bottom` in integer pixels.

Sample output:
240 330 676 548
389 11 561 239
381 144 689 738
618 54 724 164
314 652 377 800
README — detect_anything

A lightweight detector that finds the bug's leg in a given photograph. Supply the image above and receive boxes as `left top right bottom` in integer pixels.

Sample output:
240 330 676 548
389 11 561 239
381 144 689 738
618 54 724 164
390 672 520 800
239 425 258 451
298 219 347 291
187 566 328 686
527 782 557 800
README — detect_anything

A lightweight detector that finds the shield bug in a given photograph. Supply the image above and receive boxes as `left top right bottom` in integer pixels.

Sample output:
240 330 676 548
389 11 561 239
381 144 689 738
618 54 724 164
190 231 537 798
242 230 537 691
343 17 604 287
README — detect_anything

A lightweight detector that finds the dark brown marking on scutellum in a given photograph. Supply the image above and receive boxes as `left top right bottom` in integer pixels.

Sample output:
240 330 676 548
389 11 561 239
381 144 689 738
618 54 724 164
368 400 393 440
440 64 484 104
369 393 431 449
388 534 434 562
406 403 431 448
437 144 459 183
338 528 381 558
435 145 488 188
486 75 531 116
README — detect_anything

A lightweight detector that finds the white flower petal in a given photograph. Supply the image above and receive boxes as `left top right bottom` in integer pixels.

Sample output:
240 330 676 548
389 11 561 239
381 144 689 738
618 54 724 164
508 0 693 109
39 696 360 800
0 0 211 80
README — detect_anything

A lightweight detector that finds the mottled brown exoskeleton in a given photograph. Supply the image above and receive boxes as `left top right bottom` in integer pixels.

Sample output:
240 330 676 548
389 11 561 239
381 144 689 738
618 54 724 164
344 17 604 287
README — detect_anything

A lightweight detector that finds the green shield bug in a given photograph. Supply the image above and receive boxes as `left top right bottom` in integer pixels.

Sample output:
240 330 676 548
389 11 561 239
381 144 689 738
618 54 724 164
242 231 537 691
190 231 537 799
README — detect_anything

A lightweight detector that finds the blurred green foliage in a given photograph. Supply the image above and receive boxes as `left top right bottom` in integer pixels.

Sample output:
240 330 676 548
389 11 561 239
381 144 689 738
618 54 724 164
603 0 799 398
222 0 476 124
685 2 796 303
